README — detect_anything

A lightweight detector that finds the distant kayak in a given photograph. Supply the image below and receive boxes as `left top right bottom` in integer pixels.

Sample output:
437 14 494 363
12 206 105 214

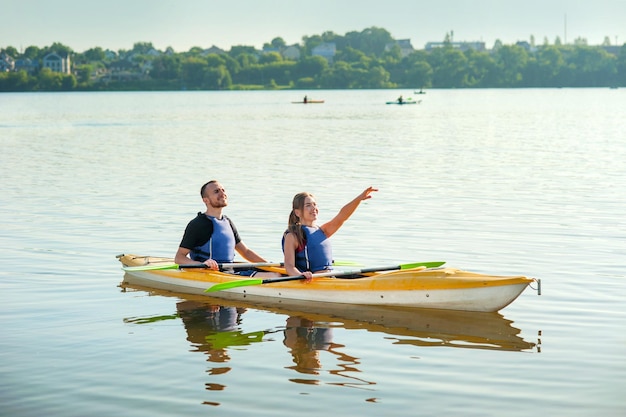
386 100 419 105
292 100 325 104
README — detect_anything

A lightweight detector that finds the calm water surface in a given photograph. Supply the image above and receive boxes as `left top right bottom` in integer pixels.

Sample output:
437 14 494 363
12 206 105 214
1 89 625 416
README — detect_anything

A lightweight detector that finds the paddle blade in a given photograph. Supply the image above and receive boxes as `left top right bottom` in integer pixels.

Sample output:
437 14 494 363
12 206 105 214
400 261 445 269
333 260 362 266
205 278 263 292
123 264 180 271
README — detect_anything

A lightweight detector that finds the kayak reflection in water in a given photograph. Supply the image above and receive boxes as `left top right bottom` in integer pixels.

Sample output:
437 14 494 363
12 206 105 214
176 300 260 364
282 316 374 389
283 316 335 374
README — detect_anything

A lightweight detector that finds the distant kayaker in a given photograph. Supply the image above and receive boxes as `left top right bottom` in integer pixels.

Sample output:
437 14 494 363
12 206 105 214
175 180 279 277
397 95 404 104
282 187 378 281
303 95 308 103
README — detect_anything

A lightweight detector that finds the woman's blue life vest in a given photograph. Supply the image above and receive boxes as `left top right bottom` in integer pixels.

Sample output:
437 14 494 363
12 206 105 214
190 215 237 263
282 225 333 272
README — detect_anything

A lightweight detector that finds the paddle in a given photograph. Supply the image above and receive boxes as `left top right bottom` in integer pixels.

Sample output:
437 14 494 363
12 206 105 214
204 261 445 292
123 261 283 272
122 259 361 272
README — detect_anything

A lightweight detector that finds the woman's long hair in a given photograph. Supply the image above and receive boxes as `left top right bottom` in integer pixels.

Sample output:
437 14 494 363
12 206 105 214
287 192 314 250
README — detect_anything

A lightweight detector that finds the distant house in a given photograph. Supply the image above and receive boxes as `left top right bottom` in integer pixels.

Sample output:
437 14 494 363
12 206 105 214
43 52 71 74
101 59 143 82
312 42 336 63
425 41 486 52
0 52 15 72
261 44 301 60
282 45 301 60
515 41 538 53
14 58 39 73
202 45 226 56
602 45 621 55
385 39 415 57
262 46 280 55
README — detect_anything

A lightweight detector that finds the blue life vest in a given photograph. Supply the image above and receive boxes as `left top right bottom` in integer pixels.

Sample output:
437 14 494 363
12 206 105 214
190 216 236 263
283 225 333 272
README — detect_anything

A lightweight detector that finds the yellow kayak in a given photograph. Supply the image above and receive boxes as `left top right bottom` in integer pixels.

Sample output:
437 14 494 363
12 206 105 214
117 254 538 312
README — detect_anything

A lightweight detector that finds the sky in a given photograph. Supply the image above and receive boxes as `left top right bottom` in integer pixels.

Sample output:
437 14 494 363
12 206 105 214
2 0 625 53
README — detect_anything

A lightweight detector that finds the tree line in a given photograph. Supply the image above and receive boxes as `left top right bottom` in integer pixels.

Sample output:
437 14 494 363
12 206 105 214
1 27 625 92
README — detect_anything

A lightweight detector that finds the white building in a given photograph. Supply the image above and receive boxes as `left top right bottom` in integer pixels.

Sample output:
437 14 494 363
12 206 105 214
43 52 71 74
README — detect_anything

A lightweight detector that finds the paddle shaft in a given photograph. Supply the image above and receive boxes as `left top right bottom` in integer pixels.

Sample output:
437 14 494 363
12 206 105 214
123 261 283 272
205 261 445 292
123 259 361 272
261 264 420 284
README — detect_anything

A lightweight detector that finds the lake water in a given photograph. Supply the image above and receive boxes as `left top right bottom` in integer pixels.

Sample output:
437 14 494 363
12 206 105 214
1 88 625 416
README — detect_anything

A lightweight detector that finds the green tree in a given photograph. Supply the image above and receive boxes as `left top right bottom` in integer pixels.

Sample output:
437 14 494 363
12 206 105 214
42 42 73 58
295 55 328 79
0 70 33 91
83 47 105 62
464 49 497 87
428 47 468 87
151 55 182 80
181 57 208 88
405 60 433 88
131 42 155 55
204 66 232 89
526 45 565 86
23 46 40 60
270 37 286 49
319 61 352 88
217 53 240 76
381 44 402 65
36 68 64 90
302 34 324 56
61 74 77 90
336 46 368 65
186 46 205 57
74 64 94 84
569 45 617 86
2 46 19 58
493 45 528 87
344 27 393 57
617 44 626 86
389 51 431 87
229 45 257 57
259 52 282 64
364 65 393 88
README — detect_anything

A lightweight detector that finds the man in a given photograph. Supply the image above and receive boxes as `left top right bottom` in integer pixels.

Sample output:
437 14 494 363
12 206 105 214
175 180 277 277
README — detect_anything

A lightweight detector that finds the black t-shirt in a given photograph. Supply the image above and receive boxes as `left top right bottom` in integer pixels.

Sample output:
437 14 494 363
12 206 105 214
179 213 242 250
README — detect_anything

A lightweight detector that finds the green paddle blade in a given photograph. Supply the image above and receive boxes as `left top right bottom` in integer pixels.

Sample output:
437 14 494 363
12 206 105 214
205 330 265 349
123 263 180 271
400 261 445 269
333 260 362 266
205 278 263 293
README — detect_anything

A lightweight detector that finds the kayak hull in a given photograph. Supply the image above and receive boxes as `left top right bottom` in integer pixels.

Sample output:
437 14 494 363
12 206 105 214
118 254 535 312
386 101 418 105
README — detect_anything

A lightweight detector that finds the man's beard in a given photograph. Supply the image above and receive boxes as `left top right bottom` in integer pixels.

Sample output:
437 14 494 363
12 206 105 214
209 197 227 208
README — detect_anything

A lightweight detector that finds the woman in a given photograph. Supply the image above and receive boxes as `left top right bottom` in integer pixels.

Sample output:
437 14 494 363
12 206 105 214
283 187 378 281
